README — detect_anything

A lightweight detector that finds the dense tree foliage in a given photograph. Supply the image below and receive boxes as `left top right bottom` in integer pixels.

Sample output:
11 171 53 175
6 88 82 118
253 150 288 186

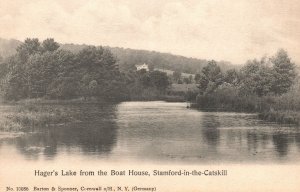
40 42 236 74
0 38 128 101
0 38 172 101
270 49 297 95
196 49 298 112
172 70 182 83
197 50 297 98
224 69 239 85
197 60 223 94
42 38 60 52
124 69 170 100
239 59 274 96
0 38 297 109
1 38 238 75
194 73 201 83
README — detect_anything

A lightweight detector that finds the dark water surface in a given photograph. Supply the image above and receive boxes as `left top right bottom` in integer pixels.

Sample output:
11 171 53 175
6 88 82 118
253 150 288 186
0 101 300 164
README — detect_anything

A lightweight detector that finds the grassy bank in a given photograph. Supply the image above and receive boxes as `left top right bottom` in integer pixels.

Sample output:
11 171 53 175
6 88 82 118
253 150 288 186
258 87 300 125
0 103 75 132
2 97 115 105
193 103 300 126
0 94 185 132
258 110 300 125
194 85 300 125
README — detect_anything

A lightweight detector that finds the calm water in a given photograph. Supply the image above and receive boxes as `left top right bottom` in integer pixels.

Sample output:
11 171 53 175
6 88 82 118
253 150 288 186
0 101 300 164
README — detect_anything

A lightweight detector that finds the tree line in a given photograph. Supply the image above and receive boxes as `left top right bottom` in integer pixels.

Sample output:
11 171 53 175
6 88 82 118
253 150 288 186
194 49 299 114
61 44 235 74
0 38 170 101
0 37 236 78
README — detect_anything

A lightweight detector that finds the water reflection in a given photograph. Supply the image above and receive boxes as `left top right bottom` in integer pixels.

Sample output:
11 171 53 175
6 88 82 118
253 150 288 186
113 103 300 163
246 132 259 154
0 104 118 160
272 134 289 157
198 112 300 161
0 101 300 163
296 133 300 150
200 114 220 148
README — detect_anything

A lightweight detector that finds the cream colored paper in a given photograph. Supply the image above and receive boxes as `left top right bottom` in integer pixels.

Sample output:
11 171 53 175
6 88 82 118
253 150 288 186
1 1 300 192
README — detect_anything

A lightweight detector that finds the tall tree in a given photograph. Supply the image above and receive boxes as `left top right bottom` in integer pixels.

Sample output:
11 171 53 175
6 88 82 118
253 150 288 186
270 49 297 95
26 50 77 99
42 38 60 52
198 60 223 94
76 46 122 100
2 55 27 100
224 69 239 85
240 59 274 96
16 38 42 61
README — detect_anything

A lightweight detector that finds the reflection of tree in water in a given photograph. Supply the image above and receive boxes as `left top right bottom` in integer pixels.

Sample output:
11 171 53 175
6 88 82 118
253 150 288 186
272 134 289 157
200 114 220 148
56 122 118 154
296 133 300 151
246 131 291 157
246 132 258 153
2 104 119 160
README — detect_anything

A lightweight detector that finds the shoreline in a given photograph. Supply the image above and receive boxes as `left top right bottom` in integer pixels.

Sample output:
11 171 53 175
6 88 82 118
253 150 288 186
0 95 186 105
191 103 300 126
1 99 298 132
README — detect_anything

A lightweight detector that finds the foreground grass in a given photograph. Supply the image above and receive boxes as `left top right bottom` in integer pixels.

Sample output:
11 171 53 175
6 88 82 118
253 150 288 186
0 104 75 131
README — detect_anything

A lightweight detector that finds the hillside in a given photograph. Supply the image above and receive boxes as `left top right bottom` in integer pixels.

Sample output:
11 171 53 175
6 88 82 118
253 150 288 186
0 38 21 58
62 44 236 74
0 38 236 74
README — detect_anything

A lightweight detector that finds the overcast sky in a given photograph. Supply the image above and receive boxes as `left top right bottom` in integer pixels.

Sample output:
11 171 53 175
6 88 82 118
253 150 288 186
0 0 299 64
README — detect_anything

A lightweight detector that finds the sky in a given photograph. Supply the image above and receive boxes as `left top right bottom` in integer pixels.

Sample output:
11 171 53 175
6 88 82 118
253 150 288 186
0 0 299 64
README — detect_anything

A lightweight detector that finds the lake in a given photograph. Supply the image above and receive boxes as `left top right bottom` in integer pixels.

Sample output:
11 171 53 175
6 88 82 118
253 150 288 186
0 101 300 164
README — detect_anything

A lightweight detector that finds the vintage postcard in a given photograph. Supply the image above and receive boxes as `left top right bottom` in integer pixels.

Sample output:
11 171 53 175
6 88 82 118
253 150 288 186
0 0 300 191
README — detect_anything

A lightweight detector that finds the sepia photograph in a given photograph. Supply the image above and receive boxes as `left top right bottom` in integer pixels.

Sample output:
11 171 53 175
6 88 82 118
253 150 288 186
0 0 300 191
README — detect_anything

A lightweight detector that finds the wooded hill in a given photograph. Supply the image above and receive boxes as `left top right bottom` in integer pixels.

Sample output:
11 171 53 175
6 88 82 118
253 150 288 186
0 38 236 74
